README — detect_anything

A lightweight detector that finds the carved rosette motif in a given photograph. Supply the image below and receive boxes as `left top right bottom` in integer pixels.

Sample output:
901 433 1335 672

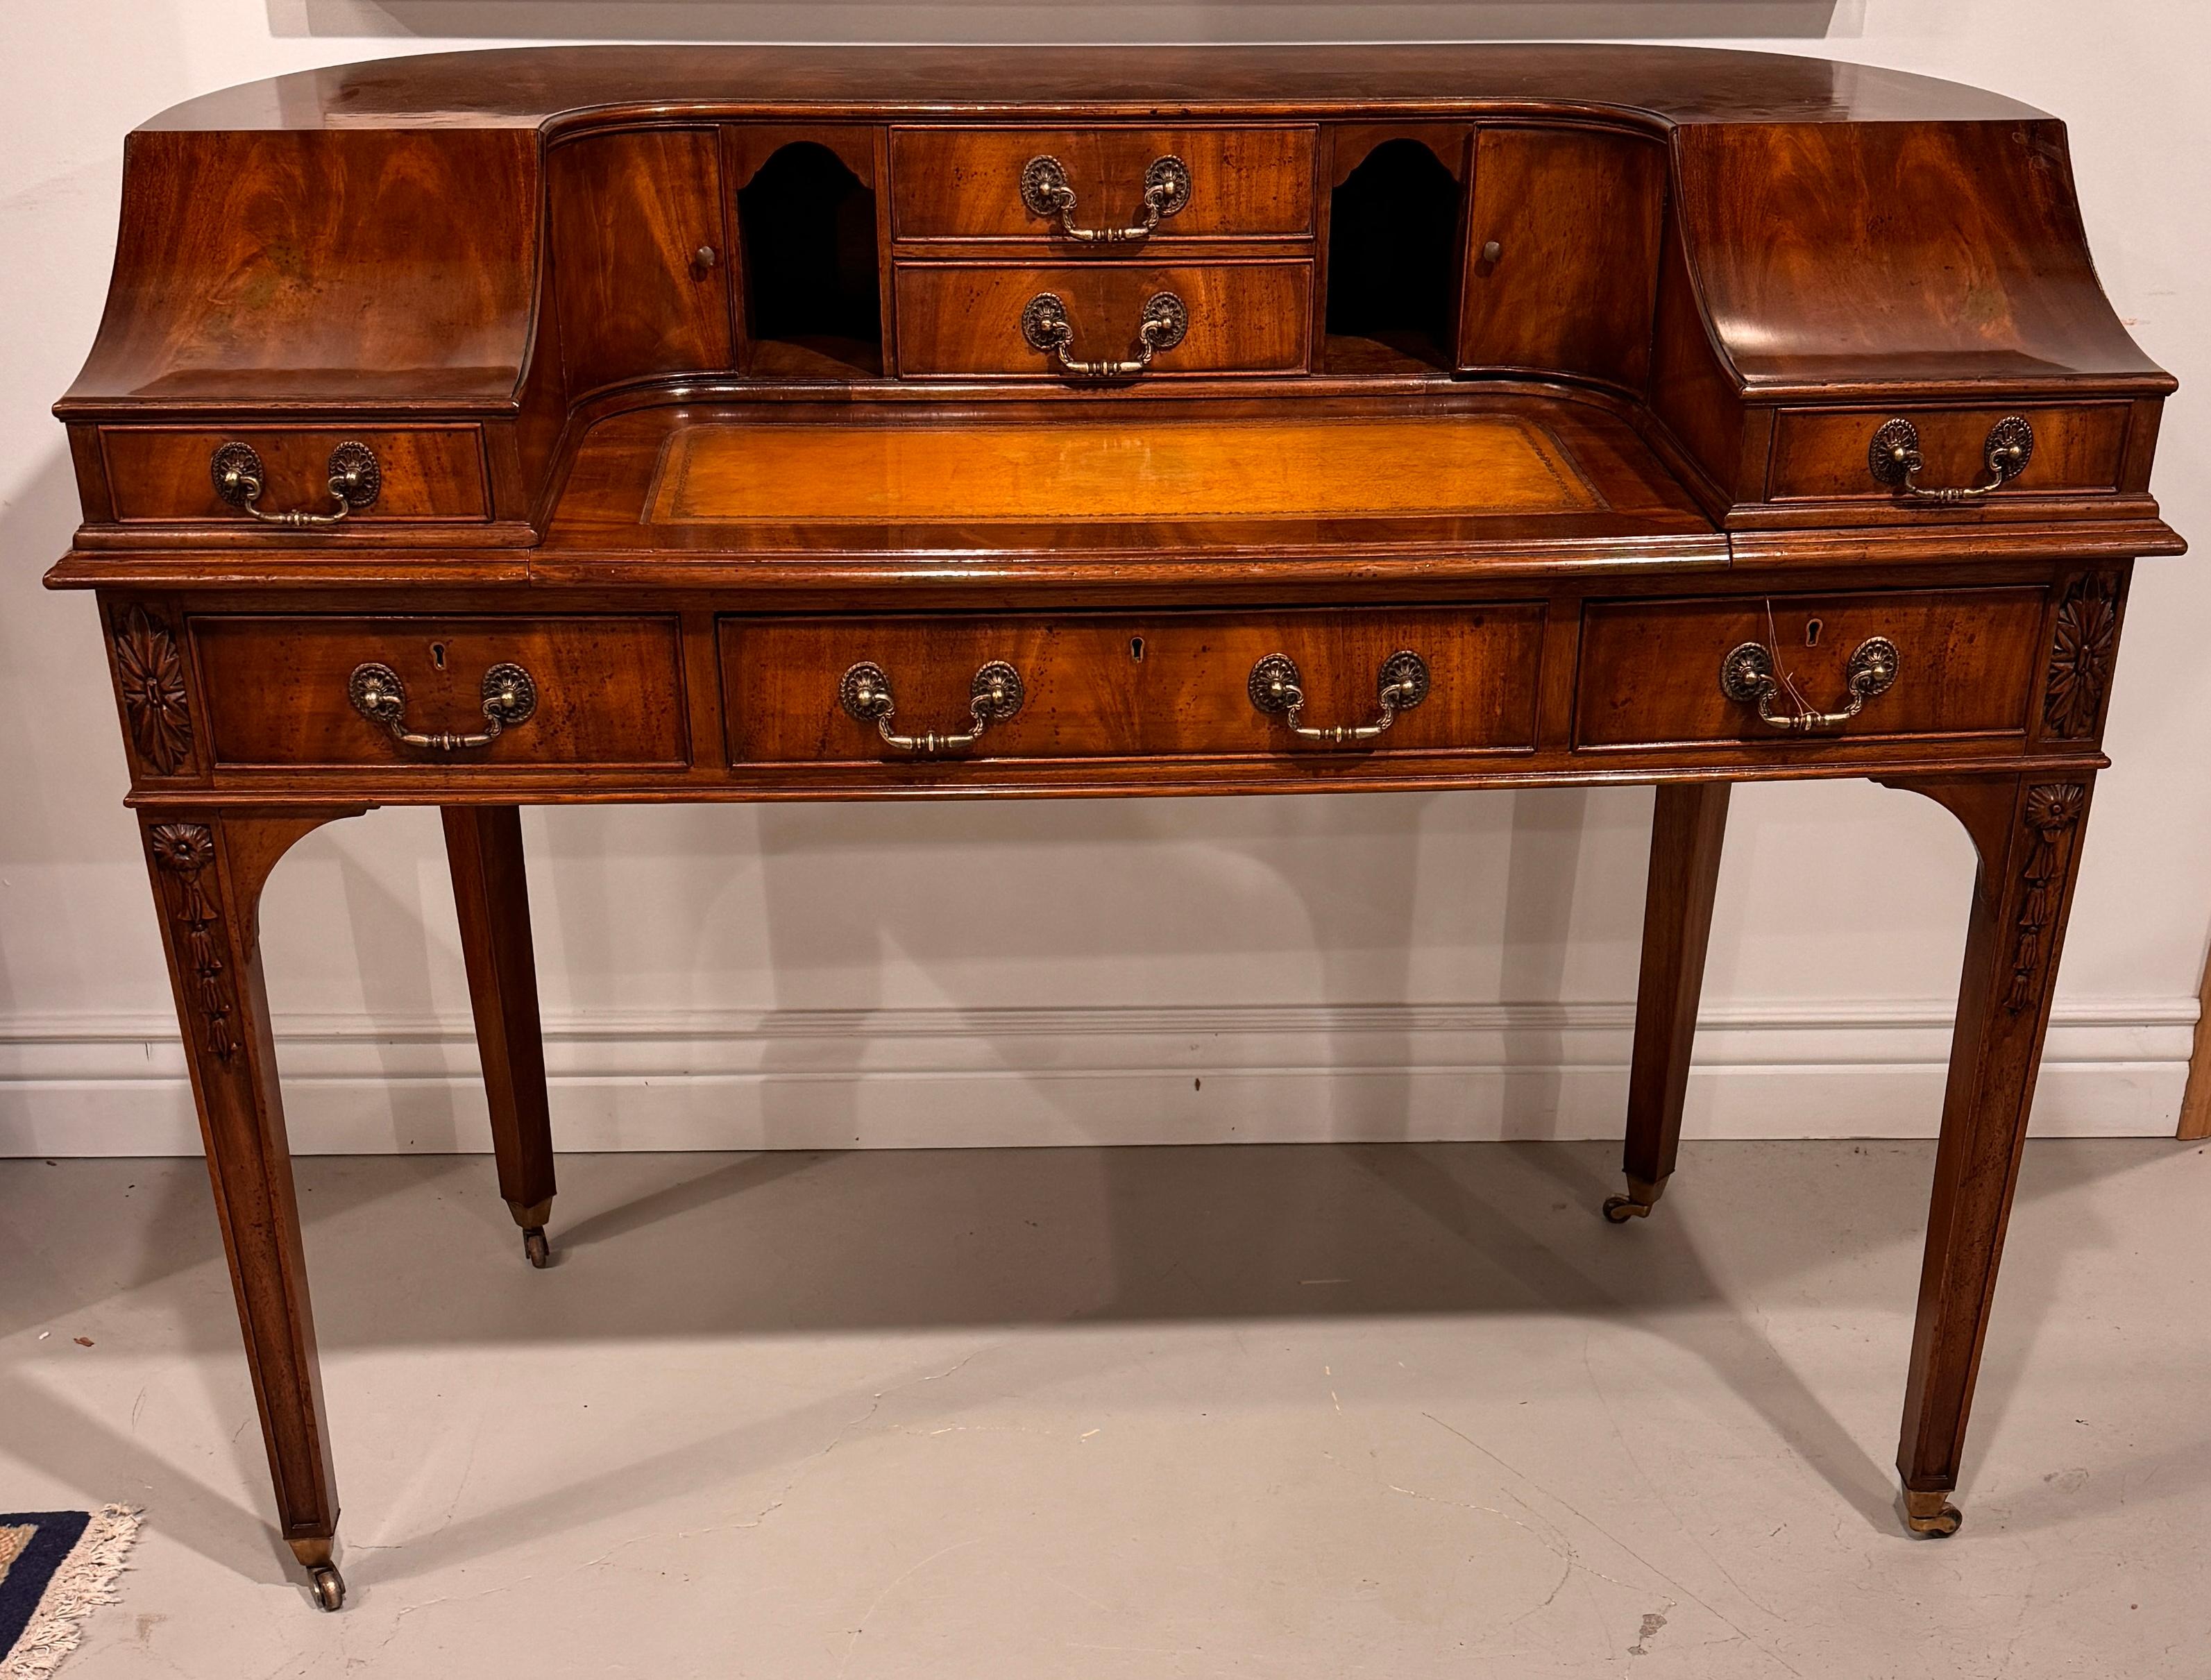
2042 572 2120 740
2006 783 2087 1014
149 822 238 1062
113 605 193 774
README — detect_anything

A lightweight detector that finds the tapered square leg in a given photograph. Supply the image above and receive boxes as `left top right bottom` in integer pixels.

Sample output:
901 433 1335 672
142 810 359 1608
443 806 556 1266
1607 781 1730 1223
1886 774 2095 1538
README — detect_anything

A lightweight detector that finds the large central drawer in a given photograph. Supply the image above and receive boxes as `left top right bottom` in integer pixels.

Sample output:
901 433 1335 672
720 607 1545 765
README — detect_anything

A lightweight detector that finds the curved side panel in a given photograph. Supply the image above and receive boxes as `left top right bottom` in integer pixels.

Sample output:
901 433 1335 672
60 128 542 412
1673 119 2170 394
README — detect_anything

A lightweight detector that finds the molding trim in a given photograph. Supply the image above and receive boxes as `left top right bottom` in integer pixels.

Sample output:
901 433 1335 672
0 997 2192 1156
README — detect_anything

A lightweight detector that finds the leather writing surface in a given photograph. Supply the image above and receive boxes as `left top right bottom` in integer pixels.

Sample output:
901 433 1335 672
649 414 1600 525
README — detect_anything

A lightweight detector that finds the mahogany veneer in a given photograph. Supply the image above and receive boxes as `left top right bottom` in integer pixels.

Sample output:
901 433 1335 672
45 44 2183 1609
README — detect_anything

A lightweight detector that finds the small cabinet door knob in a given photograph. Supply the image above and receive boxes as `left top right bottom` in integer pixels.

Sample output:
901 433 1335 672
1480 239 1503 265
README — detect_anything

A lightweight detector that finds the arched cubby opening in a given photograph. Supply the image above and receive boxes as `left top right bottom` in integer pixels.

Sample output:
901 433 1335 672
1323 137 1464 374
736 139 883 377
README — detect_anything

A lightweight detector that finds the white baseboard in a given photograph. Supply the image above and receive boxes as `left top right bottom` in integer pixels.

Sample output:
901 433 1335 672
0 998 2192 1155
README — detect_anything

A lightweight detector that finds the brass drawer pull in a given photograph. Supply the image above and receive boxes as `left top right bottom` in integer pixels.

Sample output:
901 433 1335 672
1020 290 1188 378
1019 153 1191 244
1248 650 1430 745
348 660 537 750
839 659 1024 756
212 441 382 527
1720 636 1899 733
1868 416 2033 502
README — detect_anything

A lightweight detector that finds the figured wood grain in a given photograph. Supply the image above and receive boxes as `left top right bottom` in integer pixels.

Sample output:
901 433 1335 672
650 413 1598 525
548 127 732 395
65 128 539 410
192 616 688 767
894 261 1311 376
1766 404 2130 502
890 125 1316 240
1675 121 2169 393
101 425 488 524
1458 127 1664 389
720 606 1545 763
1575 588 2046 749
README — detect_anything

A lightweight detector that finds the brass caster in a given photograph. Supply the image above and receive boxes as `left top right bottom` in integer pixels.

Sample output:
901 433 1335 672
1903 1491 1964 1538
309 1563 347 1611
1601 1178 1663 1223
523 1227 551 1269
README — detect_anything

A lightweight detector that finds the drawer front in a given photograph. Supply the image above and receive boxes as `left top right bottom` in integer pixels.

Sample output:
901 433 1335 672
1575 589 2044 749
894 262 1311 377
194 617 688 767
722 608 1545 765
102 425 490 525
890 126 1316 241
1767 405 2130 502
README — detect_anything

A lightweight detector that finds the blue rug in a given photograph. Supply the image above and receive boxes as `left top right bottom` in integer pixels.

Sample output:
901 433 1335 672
0 1509 137 1679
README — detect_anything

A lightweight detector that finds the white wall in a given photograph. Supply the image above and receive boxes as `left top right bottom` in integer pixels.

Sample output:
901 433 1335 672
1 0 2204 1154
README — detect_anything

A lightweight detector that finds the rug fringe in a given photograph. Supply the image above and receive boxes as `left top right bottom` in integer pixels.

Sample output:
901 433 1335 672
2 1505 141 1680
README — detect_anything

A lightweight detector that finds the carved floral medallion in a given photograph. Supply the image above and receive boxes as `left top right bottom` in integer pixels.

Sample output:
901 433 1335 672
2042 572 2119 740
113 605 193 774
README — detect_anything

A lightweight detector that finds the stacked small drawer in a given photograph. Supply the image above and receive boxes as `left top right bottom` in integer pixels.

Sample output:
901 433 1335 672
886 126 1319 378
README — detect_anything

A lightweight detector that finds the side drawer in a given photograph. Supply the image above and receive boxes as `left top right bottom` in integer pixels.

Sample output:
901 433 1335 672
889 125 1317 241
893 261 1311 377
721 607 1545 765
1574 588 2045 749
101 425 490 525
194 616 688 767
1767 405 2130 503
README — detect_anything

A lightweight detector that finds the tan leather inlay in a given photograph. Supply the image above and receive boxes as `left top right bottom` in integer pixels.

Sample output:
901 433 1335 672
647 415 1600 525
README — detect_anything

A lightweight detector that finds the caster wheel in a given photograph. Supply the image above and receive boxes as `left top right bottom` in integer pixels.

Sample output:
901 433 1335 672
1601 1195 1650 1223
309 1563 346 1611
523 1227 551 1269
1904 1498 1963 1538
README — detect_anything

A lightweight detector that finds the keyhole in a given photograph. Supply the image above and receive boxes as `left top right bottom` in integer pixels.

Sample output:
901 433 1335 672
1804 619 1822 648
430 642 448 670
1129 636 1146 663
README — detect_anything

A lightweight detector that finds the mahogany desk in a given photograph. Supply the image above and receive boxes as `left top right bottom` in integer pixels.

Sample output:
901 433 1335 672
46 46 2181 1610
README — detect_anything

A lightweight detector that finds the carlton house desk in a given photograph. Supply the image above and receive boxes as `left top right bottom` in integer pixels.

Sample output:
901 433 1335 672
46 46 2181 1609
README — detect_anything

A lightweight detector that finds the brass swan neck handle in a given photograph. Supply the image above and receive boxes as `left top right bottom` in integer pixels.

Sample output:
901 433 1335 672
840 660 1026 756
1248 650 1431 745
1019 153 1192 244
1021 291 1189 380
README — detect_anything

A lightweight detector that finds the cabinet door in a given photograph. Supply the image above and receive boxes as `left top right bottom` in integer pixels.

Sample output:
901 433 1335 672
548 128 733 395
1457 127 1665 390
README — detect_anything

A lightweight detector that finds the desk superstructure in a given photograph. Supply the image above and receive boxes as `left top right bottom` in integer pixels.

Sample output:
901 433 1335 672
47 46 2180 1608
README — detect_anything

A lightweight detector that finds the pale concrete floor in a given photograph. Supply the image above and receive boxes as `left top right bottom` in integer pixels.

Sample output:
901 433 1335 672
3 1140 2209 1679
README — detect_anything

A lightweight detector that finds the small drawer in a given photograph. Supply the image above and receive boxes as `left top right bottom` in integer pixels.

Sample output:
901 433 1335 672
894 261 1311 377
721 606 1544 765
1766 405 2130 503
890 126 1316 241
101 425 490 526
1574 588 2045 750
193 616 688 767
